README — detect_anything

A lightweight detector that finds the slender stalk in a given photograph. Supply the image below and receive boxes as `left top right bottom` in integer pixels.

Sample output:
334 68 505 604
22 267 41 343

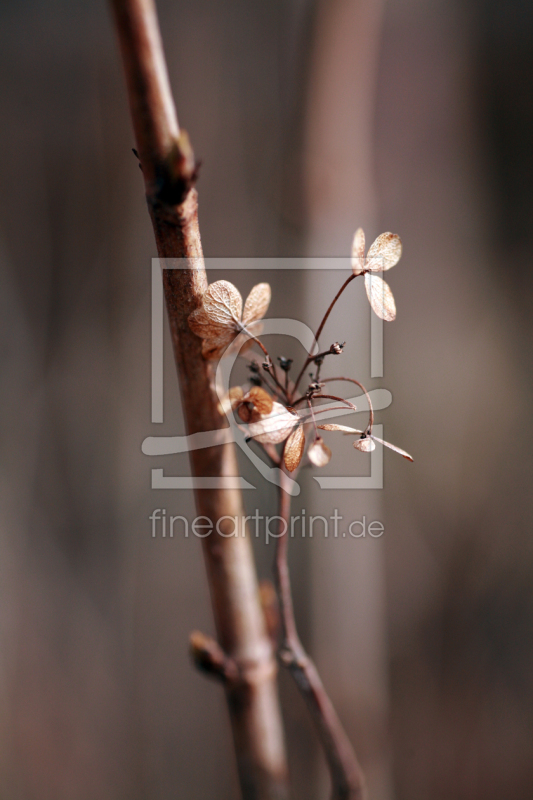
110 1 289 797
291 273 357 398
241 330 290 402
320 377 374 430
274 470 366 800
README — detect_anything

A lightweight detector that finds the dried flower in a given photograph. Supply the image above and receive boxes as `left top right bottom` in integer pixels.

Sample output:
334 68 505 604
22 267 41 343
234 386 274 423
189 280 271 359
318 423 413 461
351 228 402 321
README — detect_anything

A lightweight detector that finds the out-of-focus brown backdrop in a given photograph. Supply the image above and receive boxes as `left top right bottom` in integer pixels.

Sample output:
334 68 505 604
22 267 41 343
1 1 533 799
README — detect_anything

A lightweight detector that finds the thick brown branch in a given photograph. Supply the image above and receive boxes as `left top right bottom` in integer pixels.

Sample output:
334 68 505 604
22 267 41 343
275 470 366 800
110 1 289 797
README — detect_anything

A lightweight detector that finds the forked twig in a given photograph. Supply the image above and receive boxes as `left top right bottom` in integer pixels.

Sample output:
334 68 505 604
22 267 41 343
275 469 366 800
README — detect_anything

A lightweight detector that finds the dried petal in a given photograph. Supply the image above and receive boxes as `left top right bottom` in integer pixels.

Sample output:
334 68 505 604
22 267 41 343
218 386 243 416
364 273 396 321
308 437 332 467
201 280 243 326
370 435 413 462
229 386 245 406
354 437 376 453
366 232 402 272
246 386 273 415
318 424 363 434
188 307 230 339
247 403 298 444
351 227 366 272
189 280 243 351
237 386 274 423
242 283 271 326
284 424 305 472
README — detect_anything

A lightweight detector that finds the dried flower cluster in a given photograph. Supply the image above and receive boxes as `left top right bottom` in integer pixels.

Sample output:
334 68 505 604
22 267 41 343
188 230 413 472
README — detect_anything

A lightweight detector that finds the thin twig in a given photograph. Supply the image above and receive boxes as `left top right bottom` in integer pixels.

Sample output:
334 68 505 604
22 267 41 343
274 470 366 800
110 2 289 797
291 273 357 398
321 377 374 430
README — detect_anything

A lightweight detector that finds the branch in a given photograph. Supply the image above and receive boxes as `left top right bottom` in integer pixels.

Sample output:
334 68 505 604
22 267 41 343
110 1 289 797
275 470 367 800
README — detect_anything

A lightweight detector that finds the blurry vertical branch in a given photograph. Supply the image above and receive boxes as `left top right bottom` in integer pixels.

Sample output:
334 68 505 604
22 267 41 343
276 474 366 800
109 1 289 798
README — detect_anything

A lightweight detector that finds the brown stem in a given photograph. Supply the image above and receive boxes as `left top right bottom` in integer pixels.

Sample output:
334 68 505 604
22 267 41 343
309 394 357 411
110 1 289 797
321 377 374 431
241 331 289 402
307 398 319 438
274 470 366 800
291 273 357 398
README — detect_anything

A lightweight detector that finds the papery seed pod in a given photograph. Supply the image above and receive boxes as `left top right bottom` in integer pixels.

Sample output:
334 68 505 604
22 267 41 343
308 437 332 467
354 436 376 453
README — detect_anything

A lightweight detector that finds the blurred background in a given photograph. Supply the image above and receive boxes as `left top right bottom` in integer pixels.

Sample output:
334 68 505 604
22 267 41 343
1 0 533 798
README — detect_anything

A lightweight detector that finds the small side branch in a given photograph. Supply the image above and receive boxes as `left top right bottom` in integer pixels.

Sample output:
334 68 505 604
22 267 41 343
190 630 240 683
275 471 366 800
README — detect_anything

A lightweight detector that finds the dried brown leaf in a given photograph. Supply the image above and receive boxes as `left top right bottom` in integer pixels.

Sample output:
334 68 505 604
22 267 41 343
318 424 363 433
308 437 332 467
284 424 305 472
371 435 413 461
364 273 396 321
242 283 271 326
351 227 366 272
366 232 402 272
